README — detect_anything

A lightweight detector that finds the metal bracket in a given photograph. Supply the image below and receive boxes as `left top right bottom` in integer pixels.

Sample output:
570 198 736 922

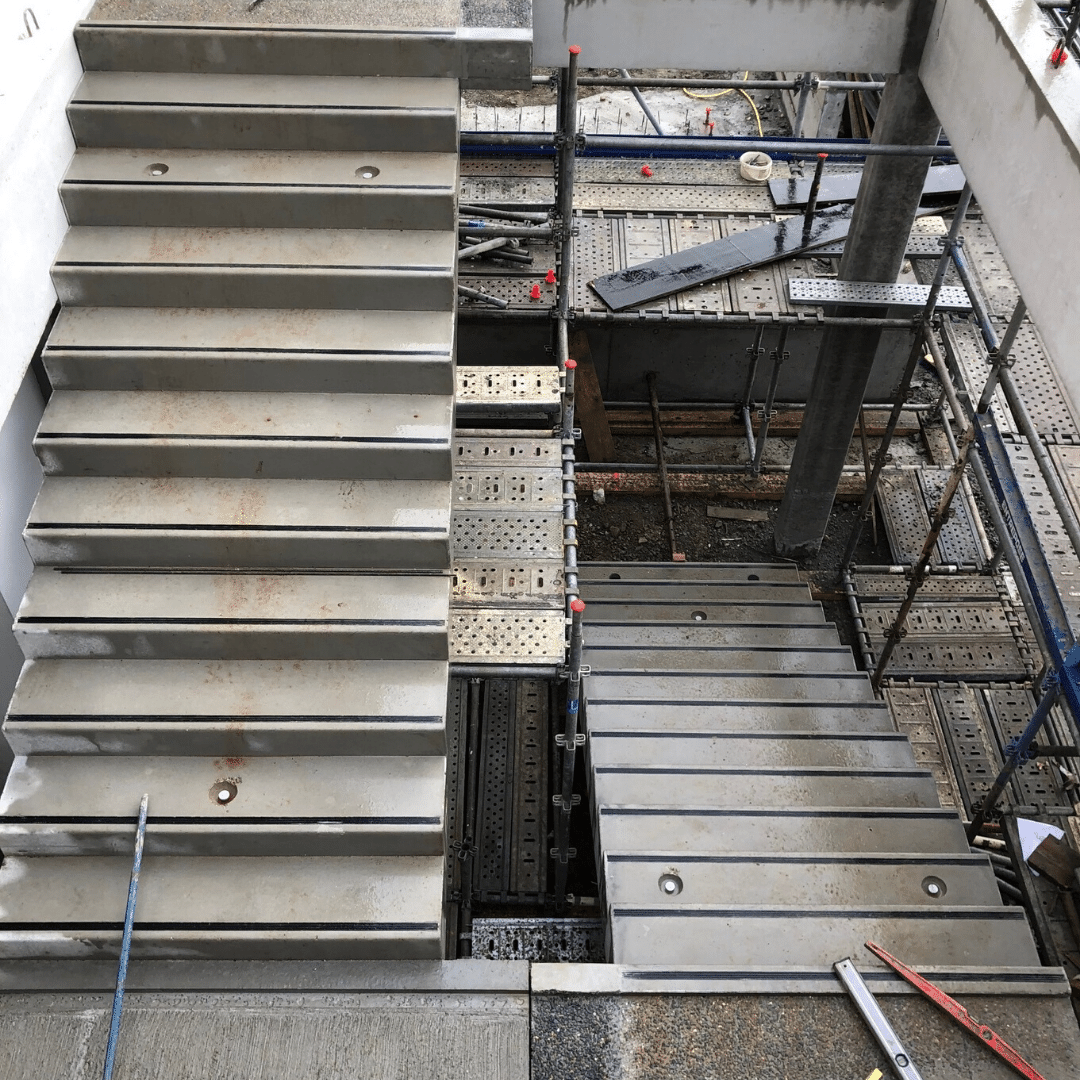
552 793 582 809
555 732 586 748
549 846 578 862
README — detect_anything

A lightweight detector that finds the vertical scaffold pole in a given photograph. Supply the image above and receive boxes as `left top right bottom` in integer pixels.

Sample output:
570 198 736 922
553 598 586 901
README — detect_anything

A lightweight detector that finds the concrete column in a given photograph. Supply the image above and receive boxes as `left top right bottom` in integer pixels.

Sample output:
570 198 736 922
774 70 941 558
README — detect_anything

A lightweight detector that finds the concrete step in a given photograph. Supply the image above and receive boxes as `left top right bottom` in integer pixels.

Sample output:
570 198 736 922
0 854 444 959
583 601 826 624
582 582 812 603
5 658 448 757
603 852 1002 908
597 807 969 854
25 477 452 569
582 645 856 673
68 71 459 151
61 148 458 230
74 22 531 88
52 226 455 310
609 905 1040 968
587 731 918 769
0 755 445 856
14 571 450 661
43 307 455 395
35 391 453 480
582 623 844 649
579 562 805 584
586 701 895 733
587 672 875 703
593 766 940 809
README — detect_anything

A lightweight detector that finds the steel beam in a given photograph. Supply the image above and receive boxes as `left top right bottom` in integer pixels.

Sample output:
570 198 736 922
533 0 916 72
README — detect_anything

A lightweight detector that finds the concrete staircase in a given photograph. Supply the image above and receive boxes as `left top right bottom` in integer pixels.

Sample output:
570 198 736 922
581 562 1044 975
0 18 527 960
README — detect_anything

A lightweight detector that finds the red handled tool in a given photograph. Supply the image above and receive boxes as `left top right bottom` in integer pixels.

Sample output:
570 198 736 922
865 941 1045 1080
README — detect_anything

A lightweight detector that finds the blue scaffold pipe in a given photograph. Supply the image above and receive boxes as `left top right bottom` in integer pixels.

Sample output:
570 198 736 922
102 793 149 1080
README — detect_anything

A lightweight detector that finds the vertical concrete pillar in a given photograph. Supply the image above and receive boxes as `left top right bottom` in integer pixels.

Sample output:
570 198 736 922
774 74 941 558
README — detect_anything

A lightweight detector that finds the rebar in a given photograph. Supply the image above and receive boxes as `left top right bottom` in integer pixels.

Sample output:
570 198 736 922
839 183 974 570
751 326 789 475
966 676 1061 842
619 69 665 135
647 372 683 560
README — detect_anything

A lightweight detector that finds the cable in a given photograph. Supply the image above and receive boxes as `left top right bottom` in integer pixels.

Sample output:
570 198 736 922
682 72 764 137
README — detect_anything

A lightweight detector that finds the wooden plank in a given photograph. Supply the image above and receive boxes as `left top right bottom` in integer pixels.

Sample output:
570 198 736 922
606 407 920 438
1028 834 1080 888
706 505 769 521
570 329 616 463
575 470 865 501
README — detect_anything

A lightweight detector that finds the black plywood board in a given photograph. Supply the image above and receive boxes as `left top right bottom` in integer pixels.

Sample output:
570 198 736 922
588 204 853 312
769 163 966 209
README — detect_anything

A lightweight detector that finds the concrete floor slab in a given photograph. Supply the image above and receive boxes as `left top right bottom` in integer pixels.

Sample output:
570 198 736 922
0 990 528 1080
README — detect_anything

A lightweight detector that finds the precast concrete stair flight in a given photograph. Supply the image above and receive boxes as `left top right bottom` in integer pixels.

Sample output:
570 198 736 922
0 13 533 961
581 562 1043 979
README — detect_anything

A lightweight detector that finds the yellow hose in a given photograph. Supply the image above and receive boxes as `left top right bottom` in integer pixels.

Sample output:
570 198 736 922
682 73 764 138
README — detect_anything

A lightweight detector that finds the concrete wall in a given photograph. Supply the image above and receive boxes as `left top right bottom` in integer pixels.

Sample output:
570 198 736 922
921 0 1080 422
0 0 92 718
534 0 915 73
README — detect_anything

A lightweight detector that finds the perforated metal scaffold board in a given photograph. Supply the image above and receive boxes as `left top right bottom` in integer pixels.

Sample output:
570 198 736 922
449 434 566 664
788 279 972 311
848 571 1036 681
875 467 986 569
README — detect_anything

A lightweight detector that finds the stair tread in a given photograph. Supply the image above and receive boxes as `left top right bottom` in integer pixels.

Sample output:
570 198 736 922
37 390 452 441
0 755 444 821
593 766 940 808
8 657 447 717
72 70 459 110
55 225 455 270
579 562 805 583
598 806 970 854
609 906 1041 968
582 646 856 673
48 305 454 355
583 583 812 601
17 570 450 624
588 672 875 703
604 852 1001 907
586 702 894 732
583 603 827 624
74 22 531 86
65 146 458 188
583 624 844 647
28 476 451 529
0 853 444 925
588 731 917 768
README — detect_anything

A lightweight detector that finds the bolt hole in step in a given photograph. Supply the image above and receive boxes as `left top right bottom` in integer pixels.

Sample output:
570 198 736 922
747 574 760 581
609 573 621 579
146 163 169 176
210 780 238 805
659 873 683 896
691 610 707 621
356 165 381 179
921 875 947 898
